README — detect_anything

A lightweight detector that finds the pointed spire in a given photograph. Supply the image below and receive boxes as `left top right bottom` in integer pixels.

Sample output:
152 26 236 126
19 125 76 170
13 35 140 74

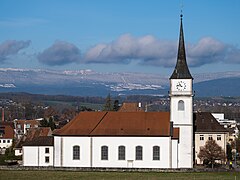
170 14 192 79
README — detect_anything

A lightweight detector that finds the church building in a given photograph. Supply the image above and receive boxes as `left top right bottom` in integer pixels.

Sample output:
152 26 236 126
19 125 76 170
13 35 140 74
23 14 194 169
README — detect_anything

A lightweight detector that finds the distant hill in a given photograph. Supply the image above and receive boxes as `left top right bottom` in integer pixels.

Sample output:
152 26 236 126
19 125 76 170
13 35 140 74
194 77 240 97
0 68 239 97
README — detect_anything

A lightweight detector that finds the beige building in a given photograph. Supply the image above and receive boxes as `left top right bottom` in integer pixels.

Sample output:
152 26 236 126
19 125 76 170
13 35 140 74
194 112 228 164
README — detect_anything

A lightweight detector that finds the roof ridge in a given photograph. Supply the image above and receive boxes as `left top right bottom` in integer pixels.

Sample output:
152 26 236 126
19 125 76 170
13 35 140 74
89 112 108 135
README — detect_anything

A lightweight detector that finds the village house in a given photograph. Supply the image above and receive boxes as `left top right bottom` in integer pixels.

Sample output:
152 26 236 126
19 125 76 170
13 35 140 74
194 112 229 164
14 119 40 139
0 122 14 154
22 136 54 166
14 127 52 156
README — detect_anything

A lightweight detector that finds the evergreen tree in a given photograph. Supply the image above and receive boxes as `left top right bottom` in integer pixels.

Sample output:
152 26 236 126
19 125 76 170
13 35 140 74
40 117 56 130
113 100 120 111
103 93 113 111
40 118 48 127
48 116 56 130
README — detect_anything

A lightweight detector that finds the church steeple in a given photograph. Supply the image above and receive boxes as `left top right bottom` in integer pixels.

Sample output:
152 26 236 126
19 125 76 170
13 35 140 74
170 14 192 79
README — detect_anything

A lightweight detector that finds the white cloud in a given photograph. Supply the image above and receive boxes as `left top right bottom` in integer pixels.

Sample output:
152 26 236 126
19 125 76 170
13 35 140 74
0 40 31 62
83 34 240 67
37 41 81 66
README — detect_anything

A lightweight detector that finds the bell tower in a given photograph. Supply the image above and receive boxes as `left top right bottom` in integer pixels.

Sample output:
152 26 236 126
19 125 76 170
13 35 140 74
170 14 193 168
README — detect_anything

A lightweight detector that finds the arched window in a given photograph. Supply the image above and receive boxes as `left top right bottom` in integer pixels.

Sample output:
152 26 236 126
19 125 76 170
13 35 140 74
118 146 125 160
101 146 108 160
136 146 143 160
178 100 184 111
73 145 80 160
153 146 160 160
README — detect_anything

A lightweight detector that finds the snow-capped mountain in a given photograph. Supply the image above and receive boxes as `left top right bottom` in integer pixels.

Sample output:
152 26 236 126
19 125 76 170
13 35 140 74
0 68 239 96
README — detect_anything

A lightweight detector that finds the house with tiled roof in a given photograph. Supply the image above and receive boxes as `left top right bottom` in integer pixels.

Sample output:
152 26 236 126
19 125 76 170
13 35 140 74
14 119 40 139
0 122 14 154
23 136 54 166
118 102 143 112
15 127 52 156
194 112 229 164
23 14 195 169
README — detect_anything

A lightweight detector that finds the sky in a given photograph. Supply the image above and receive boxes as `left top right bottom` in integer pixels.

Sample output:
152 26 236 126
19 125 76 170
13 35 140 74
0 0 240 76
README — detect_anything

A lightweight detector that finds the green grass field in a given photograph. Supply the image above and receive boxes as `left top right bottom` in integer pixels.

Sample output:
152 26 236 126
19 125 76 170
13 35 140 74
0 170 239 180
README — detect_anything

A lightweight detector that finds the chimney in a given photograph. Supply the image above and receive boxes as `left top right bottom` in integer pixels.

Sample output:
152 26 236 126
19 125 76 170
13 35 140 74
1 107 4 122
138 102 141 108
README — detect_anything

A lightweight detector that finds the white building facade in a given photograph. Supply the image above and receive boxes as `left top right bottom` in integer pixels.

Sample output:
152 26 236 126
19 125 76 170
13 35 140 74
54 136 179 168
23 136 54 166
0 122 14 154
194 112 228 164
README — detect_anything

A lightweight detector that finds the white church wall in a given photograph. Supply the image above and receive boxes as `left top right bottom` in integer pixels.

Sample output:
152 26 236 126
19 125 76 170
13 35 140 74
177 126 193 168
171 139 178 168
61 137 91 167
54 136 62 167
170 94 193 168
92 137 172 168
170 96 193 125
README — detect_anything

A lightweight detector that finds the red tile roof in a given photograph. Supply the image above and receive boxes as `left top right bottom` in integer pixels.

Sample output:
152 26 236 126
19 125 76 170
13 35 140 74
0 122 14 139
53 111 176 137
25 127 52 142
15 127 52 148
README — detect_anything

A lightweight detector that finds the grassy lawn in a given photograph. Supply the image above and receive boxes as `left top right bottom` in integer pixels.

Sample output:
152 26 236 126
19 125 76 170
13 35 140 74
0 170 239 180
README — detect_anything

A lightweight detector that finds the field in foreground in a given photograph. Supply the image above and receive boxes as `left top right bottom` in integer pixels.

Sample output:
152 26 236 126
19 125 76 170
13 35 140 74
0 170 239 180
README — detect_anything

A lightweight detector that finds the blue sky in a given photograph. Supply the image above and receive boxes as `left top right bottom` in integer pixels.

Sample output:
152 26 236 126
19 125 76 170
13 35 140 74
0 0 239 75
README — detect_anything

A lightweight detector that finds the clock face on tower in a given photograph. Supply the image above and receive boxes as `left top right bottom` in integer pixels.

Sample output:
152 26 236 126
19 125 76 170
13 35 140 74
176 81 186 91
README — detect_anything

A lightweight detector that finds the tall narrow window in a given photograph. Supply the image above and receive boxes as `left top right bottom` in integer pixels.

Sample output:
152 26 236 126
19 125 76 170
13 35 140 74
136 146 143 160
45 156 49 163
101 146 108 160
178 100 184 111
118 146 125 160
153 146 160 160
217 135 221 141
73 145 80 160
200 135 204 141
45 147 49 154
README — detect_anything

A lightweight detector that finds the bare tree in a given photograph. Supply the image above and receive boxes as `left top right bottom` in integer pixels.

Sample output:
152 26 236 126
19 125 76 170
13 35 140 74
198 140 226 168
